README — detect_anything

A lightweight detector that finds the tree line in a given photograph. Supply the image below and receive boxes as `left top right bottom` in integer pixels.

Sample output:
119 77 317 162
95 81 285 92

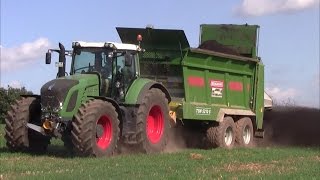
0 86 33 124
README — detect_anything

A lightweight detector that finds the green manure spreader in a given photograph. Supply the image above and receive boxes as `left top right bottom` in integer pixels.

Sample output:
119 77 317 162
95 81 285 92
5 24 272 157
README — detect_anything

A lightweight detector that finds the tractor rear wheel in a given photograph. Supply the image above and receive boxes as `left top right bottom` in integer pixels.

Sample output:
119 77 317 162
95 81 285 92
206 116 236 149
235 117 253 147
71 99 120 157
136 88 169 153
4 97 50 153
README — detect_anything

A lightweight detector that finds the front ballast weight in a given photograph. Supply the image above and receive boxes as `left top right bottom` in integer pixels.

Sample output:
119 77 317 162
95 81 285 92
26 106 69 138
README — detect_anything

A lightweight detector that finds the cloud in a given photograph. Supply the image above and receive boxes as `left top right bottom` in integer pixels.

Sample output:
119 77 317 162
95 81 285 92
266 86 299 104
235 0 320 17
1 38 51 71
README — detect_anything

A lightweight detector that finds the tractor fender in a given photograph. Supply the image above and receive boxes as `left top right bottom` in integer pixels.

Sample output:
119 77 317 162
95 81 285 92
88 96 123 122
137 82 171 104
125 78 171 105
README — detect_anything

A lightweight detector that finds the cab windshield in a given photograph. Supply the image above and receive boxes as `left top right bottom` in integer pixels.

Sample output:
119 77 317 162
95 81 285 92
72 48 112 79
71 48 136 94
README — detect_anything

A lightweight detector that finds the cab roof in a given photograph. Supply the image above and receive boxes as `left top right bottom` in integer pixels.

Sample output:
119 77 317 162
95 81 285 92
72 41 140 51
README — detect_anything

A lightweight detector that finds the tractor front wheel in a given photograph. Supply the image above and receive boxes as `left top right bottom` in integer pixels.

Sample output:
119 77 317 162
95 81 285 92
4 97 50 153
71 99 120 157
136 88 169 153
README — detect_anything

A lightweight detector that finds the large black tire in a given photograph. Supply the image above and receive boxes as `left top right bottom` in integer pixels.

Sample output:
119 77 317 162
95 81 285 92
4 97 50 153
71 99 120 157
206 116 236 149
136 88 169 153
235 117 253 147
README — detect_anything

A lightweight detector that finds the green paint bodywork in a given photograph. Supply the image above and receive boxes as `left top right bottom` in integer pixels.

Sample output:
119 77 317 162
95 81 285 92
56 74 155 119
117 24 265 131
177 48 261 123
125 78 153 104
200 24 259 58
58 74 99 119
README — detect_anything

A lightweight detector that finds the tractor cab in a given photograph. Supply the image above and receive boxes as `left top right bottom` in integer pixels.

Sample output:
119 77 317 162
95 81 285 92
45 41 141 102
70 41 140 100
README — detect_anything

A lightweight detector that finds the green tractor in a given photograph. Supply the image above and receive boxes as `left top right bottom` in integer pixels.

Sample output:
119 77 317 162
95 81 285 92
5 31 171 157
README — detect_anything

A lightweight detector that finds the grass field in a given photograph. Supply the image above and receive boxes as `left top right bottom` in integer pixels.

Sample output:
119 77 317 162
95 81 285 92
0 124 319 180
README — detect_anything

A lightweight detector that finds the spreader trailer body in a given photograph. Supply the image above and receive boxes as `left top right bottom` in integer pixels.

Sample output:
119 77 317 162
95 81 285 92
5 24 269 157
117 24 267 148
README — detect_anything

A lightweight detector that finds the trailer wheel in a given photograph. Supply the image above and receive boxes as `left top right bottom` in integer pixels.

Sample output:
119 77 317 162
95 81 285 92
206 116 235 149
71 99 120 157
136 88 169 153
235 117 253 147
4 97 50 153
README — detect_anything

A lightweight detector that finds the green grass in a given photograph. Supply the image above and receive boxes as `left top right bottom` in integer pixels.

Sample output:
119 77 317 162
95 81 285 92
0 124 319 180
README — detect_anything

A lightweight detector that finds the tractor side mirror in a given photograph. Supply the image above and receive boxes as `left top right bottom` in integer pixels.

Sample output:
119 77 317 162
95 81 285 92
45 52 51 64
124 53 133 67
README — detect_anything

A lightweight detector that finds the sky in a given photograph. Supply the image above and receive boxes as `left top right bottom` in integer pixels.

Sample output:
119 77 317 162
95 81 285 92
1 0 319 108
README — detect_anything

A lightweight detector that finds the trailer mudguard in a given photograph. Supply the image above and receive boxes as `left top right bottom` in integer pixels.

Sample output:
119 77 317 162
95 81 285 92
125 78 171 105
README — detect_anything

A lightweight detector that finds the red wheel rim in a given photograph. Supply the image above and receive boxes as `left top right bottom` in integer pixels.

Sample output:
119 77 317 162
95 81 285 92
146 105 164 144
96 115 113 149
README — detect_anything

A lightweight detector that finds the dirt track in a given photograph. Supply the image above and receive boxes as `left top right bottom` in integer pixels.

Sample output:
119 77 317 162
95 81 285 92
258 107 320 147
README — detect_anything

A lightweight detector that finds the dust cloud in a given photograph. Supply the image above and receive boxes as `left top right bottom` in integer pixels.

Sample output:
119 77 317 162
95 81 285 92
257 106 320 147
165 106 320 152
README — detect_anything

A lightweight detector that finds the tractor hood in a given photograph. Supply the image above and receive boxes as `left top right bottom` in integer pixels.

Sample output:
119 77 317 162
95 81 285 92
41 79 79 108
41 74 99 109
116 27 190 51
64 73 99 83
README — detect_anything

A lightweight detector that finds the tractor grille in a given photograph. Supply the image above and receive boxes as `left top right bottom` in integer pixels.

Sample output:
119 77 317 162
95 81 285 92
41 93 61 108
41 79 79 108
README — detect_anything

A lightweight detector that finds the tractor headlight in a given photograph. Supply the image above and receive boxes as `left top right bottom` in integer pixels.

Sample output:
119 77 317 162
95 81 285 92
41 106 47 111
104 43 115 49
44 113 50 119
53 102 63 113
72 42 81 48
52 107 61 113
120 89 124 98
115 81 121 88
